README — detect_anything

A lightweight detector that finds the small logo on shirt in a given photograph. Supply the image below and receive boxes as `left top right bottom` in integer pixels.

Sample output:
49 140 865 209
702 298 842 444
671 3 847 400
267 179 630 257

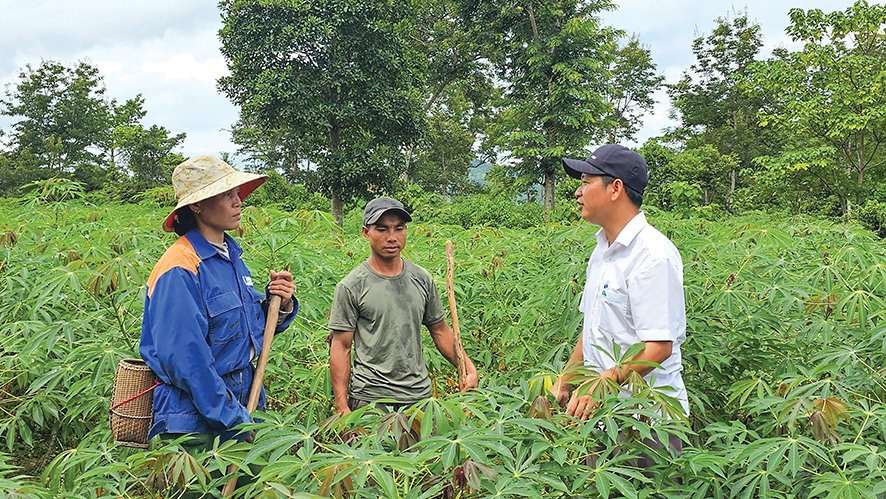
243 276 253 287
602 282 609 297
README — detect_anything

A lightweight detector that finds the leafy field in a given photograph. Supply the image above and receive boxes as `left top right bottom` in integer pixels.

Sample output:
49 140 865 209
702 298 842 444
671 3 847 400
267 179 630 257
1 196 884 498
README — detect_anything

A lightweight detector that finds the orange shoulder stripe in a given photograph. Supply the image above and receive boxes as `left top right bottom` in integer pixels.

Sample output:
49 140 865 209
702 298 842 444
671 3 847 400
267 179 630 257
146 237 201 298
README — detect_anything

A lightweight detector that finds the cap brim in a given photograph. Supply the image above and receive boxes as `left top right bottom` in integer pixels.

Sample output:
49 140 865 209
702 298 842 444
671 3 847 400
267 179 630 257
364 208 412 226
162 175 268 232
562 158 607 179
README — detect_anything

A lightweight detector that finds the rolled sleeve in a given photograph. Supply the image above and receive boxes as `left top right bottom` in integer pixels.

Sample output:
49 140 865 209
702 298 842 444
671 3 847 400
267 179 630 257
628 257 684 343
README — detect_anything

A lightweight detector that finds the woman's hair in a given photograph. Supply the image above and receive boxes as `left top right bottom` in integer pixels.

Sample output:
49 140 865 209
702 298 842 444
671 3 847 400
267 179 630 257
172 206 196 236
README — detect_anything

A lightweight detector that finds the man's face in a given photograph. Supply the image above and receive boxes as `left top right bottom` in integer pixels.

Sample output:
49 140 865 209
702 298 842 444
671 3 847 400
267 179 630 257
362 211 407 261
574 174 613 224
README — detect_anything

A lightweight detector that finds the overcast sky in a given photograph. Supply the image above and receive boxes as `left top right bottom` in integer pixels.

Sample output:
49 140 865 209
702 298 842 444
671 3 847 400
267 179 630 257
0 0 859 159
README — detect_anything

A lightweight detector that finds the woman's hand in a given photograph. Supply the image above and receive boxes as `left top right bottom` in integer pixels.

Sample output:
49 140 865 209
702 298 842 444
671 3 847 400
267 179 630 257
268 270 295 312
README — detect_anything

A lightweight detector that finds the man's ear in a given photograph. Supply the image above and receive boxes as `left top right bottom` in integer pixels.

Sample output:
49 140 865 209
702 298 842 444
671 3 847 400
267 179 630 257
609 178 626 201
362 225 370 240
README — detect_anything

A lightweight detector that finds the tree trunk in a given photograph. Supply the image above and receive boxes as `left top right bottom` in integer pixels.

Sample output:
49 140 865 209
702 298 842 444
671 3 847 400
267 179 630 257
729 168 736 210
331 193 343 226
400 143 415 184
543 170 555 216
329 115 343 225
854 130 865 207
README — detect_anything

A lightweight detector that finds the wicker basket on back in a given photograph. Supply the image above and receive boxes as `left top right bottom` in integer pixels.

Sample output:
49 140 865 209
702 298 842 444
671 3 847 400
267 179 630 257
109 358 159 448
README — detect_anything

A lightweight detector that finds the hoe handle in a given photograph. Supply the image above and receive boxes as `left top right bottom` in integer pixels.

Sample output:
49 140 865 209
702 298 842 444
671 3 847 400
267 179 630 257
445 241 467 389
222 294 282 497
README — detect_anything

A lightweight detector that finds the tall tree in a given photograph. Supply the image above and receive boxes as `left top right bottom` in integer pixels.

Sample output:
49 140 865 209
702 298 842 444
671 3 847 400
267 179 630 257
103 94 148 171
750 0 886 214
229 117 307 184
637 138 677 206
404 0 495 186
667 13 775 208
465 0 619 213
0 61 112 188
0 61 183 195
218 0 426 224
411 84 479 200
113 124 186 192
602 37 664 143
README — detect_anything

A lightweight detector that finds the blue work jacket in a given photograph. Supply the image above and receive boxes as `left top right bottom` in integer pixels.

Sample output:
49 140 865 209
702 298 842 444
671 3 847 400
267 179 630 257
139 229 297 440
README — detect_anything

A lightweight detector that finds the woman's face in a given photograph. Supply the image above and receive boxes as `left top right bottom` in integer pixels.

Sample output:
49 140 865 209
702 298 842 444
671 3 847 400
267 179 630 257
191 186 242 242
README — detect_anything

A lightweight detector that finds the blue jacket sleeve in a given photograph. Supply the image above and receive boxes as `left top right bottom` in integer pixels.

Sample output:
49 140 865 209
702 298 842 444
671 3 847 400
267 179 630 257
145 268 251 431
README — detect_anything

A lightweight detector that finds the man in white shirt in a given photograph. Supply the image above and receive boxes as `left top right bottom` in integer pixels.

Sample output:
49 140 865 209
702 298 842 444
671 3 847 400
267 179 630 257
551 144 688 454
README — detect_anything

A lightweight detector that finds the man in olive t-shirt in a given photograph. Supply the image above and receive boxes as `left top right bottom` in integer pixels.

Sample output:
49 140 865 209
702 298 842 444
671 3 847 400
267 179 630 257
328 197 478 414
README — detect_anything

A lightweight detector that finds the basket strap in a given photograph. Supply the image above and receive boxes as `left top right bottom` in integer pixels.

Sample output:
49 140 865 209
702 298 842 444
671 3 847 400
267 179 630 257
110 380 162 411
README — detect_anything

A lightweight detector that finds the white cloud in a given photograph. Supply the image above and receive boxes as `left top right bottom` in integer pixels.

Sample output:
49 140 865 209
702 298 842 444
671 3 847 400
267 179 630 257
0 0 237 158
141 54 229 84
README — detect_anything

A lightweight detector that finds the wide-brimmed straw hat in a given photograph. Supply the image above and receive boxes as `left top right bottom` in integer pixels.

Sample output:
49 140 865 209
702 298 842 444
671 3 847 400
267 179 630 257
162 156 268 232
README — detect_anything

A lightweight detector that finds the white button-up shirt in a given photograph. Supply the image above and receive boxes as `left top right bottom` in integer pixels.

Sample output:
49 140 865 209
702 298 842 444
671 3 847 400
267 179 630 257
579 212 689 414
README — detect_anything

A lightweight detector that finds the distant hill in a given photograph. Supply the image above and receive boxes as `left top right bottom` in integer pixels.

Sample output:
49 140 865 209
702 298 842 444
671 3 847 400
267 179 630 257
468 161 491 185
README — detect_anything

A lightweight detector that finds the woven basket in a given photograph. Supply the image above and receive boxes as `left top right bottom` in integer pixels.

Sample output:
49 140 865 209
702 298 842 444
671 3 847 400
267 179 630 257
110 358 158 448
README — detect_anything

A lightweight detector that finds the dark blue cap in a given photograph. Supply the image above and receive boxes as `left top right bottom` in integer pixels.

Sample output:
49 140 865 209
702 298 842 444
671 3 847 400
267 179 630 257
562 144 648 194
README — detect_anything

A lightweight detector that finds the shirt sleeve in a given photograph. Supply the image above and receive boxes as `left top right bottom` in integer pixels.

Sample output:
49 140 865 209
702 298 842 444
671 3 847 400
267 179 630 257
142 267 251 431
423 277 447 326
628 256 685 343
328 281 358 332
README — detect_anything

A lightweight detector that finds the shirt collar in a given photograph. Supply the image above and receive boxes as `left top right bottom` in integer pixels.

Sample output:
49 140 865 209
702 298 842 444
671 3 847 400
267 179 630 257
185 229 243 260
594 211 648 250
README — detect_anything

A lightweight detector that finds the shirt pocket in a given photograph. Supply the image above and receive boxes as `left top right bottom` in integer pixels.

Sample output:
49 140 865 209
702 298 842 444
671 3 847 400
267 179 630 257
597 288 630 335
206 291 245 344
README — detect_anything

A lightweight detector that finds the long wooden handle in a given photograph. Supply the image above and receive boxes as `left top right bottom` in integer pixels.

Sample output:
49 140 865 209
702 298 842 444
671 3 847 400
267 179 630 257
445 241 467 389
222 294 282 497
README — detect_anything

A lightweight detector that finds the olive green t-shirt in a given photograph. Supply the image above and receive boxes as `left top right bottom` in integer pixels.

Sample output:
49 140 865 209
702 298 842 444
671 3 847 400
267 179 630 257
329 259 446 403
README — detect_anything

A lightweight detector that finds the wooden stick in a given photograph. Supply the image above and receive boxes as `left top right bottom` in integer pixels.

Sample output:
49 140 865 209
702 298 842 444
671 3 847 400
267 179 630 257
222 294 282 497
445 241 467 389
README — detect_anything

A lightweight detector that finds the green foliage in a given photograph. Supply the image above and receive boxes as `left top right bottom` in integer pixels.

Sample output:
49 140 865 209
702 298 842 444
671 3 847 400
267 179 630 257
410 95 479 200
0 61 112 188
469 0 622 211
0 199 884 497
247 170 329 212
439 194 545 229
20 178 86 204
750 0 886 214
218 0 427 222
666 12 776 212
111 124 186 195
660 146 740 208
853 199 886 238
603 37 665 143
0 60 185 198
664 181 702 213
134 185 176 208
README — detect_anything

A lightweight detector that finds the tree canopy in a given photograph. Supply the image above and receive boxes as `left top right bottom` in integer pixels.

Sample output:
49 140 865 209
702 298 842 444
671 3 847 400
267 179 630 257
0 60 185 196
0 1 883 231
218 0 427 223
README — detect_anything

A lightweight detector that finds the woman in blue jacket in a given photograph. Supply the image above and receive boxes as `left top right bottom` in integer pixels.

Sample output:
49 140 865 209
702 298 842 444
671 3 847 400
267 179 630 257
139 155 298 447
